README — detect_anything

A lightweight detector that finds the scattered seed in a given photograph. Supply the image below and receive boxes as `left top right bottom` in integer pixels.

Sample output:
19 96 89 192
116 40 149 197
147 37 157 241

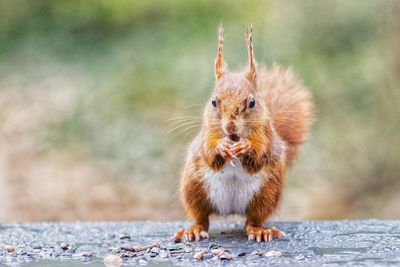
60 242 69 250
104 254 123 266
265 250 282 257
211 248 223 255
4 245 15 253
194 251 204 260
219 251 234 260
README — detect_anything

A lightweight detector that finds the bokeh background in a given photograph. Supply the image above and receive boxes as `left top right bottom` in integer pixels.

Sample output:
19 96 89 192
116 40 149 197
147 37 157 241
0 0 399 221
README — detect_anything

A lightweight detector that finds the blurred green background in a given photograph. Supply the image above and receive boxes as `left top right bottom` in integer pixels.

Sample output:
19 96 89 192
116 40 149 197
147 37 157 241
0 0 399 221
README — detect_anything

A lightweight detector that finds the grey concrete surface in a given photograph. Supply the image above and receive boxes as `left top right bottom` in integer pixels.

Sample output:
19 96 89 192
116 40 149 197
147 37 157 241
0 220 399 266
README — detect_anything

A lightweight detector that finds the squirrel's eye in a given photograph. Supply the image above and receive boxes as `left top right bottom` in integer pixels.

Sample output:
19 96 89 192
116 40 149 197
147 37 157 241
249 97 256 108
211 99 217 107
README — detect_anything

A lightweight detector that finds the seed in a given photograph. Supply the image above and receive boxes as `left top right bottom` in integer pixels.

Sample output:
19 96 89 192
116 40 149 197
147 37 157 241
211 248 223 255
4 245 15 253
265 250 282 257
219 252 234 260
60 242 69 250
194 251 204 260
104 254 123 267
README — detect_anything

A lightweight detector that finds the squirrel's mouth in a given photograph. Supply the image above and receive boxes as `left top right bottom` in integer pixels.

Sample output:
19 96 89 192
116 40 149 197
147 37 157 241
228 133 240 142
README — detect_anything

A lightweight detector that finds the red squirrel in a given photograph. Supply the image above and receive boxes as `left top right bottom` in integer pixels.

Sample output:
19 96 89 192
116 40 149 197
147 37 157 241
180 26 313 242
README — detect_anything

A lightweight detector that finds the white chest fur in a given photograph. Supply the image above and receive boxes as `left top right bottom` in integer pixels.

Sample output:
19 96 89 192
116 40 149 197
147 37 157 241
203 159 265 216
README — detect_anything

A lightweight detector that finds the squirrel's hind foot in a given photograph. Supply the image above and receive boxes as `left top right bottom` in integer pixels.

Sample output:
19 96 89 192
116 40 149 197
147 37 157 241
246 225 285 242
186 224 209 241
170 226 208 242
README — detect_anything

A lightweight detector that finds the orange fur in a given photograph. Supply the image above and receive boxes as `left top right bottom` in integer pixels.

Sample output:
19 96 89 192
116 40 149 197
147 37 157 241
180 25 313 241
258 64 314 164
180 147 213 230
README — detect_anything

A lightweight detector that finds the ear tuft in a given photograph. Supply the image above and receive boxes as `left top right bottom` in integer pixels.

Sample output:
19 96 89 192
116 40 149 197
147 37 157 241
245 24 256 82
214 24 227 79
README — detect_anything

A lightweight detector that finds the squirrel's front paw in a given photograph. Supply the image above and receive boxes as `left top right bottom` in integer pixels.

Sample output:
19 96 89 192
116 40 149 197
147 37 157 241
186 224 209 241
246 226 285 242
231 138 251 157
216 137 235 159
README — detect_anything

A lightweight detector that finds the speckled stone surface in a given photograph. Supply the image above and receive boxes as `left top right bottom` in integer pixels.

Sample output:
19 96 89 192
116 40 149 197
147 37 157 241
0 220 399 266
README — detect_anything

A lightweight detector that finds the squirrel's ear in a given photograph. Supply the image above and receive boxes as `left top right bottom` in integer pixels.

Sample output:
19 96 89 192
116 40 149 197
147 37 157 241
245 25 256 82
214 25 226 80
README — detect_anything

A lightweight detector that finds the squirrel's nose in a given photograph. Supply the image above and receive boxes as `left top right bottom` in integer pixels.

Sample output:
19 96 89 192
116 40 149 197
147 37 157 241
225 121 237 133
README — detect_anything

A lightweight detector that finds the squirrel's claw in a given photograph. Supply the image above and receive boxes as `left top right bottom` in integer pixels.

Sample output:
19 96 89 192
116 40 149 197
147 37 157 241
170 228 186 242
186 224 209 242
216 137 236 162
200 230 209 239
246 226 285 242
231 138 251 157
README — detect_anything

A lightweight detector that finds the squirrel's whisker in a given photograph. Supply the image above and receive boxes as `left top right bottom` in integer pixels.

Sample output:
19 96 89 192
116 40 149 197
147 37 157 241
173 124 202 137
182 130 197 138
165 116 201 122
184 104 204 109
167 122 202 134
167 119 201 127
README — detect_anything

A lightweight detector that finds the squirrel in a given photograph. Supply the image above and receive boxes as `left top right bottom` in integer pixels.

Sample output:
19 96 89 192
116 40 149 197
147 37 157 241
180 25 314 242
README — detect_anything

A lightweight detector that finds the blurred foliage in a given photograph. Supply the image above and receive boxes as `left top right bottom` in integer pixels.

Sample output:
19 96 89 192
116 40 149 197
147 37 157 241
0 0 399 220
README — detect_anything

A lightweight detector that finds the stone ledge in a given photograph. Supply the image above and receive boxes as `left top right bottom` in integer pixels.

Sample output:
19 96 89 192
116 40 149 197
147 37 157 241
0 220 399 266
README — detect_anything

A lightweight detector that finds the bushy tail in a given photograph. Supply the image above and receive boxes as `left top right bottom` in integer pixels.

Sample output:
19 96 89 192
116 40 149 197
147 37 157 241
258 64 314 165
